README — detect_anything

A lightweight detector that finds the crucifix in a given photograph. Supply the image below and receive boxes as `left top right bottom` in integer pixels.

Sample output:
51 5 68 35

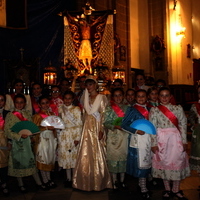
62 2 115 75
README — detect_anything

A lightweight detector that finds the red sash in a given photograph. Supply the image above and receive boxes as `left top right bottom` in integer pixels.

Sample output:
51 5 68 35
0 116 5 129
50 103 58 116
157 105 179 130
111 102 125 117
12 111 28 121
195 103 200 116
134 104 149 119
38 111 49 119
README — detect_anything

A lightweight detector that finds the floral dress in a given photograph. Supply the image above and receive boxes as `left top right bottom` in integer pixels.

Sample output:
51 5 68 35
121 106 155 178
149 104 190 180
4 109 36 177
104 104 128 173
58 104 82 169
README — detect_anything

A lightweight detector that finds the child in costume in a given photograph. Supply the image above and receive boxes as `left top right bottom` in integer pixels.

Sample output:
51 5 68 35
125 88 135 106
0 94 10 196
58 91 82 187
5 79 32 113
31 83 43 114
147 86 159 107
134 74 150 91
4 94 45 193
32 96 57 189
149 87 190 200
104 88 129 189
121 89 156 199
50 86 63 116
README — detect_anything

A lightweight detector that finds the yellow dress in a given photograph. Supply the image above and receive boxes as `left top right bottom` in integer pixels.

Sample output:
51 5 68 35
58 105 82 169
72 94 112 191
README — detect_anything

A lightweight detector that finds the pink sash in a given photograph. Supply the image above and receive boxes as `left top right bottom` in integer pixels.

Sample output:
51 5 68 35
12 111 28 121
38 111 49 119
157 105 179 130
134 104 149 119
0 116 5 129
111 102 125 117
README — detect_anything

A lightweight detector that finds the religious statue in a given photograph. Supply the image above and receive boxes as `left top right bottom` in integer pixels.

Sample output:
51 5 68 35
66 3 108 75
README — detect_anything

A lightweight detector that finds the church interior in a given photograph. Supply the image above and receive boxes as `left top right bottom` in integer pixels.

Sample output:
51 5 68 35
0 0 200 199
1 0 200 103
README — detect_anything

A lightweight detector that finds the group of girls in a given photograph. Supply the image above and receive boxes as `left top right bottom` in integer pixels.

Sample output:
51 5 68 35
105 85 192 200
0 93 47 196
0 89 83 196
0 76 199 200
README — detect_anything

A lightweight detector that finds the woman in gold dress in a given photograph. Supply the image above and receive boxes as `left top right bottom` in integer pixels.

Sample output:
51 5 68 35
73 75 112 191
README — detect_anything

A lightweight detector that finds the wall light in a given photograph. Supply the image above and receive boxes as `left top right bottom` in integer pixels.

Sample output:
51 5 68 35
43 63 57 85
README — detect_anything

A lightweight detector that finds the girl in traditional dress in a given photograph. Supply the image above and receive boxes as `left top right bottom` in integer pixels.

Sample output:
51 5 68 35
147 86 159 107
5 79 32 113
121 89 156 200
32 96 57 189
73 75 112 191
31 83 43 114
104 88 129 189
59 78 70 97
149 87 190 200
125 88 135 106
134 74 150 91
58 91 82 187
155 79 176 105
4 94 45 193
0 94 10 196
50 86 63 116
188 85 200 183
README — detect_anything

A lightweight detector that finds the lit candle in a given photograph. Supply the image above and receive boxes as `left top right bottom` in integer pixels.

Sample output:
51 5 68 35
50 74 53 85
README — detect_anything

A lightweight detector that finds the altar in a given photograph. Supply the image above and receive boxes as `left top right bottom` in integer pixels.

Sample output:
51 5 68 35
59 3 125 93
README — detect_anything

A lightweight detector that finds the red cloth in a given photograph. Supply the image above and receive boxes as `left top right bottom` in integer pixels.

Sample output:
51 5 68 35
12 111 28 121
134 104 149 119
157 105 179 130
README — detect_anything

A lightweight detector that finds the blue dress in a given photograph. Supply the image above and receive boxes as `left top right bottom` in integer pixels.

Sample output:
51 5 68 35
121 106 151 178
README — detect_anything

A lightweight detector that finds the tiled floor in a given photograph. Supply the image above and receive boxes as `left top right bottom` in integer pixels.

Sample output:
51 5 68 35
1 138 200 200
0 170 199 200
